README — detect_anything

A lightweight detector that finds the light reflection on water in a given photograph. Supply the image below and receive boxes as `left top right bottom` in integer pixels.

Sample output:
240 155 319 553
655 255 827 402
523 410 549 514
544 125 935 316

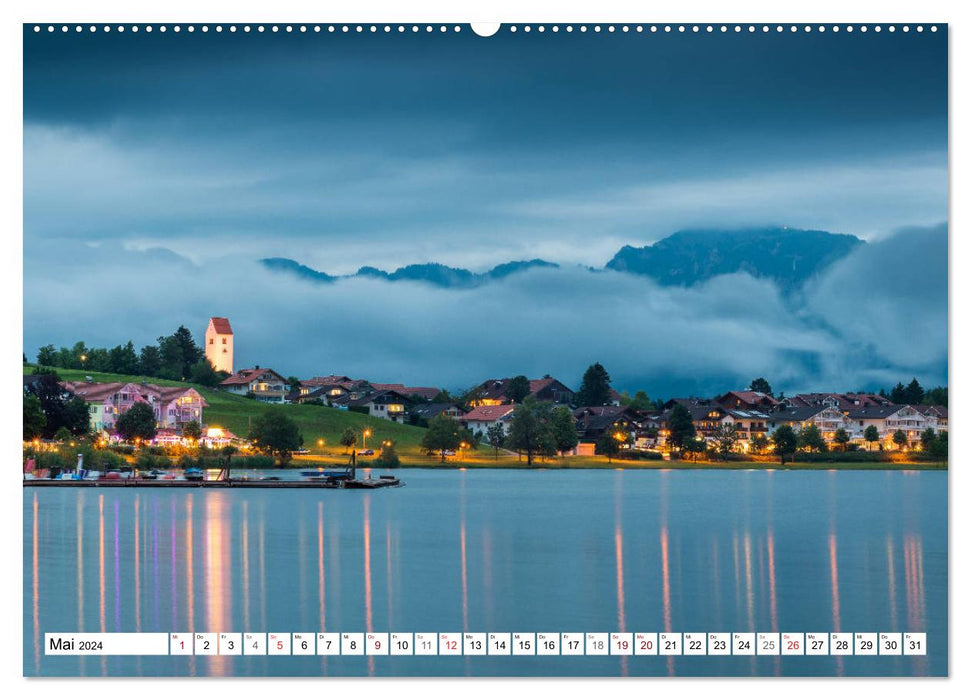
24 469 945 677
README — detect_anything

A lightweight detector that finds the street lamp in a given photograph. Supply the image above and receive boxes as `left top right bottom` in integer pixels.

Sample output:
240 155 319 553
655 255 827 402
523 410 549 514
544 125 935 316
362 428 372 449
317 438 324 451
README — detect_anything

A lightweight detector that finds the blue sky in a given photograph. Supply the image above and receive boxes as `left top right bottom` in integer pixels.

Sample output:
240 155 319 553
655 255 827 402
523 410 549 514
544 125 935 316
23 26 948 396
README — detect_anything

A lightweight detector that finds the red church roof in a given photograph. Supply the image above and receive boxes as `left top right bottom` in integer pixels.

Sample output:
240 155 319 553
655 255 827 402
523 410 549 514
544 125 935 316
209 317 233 335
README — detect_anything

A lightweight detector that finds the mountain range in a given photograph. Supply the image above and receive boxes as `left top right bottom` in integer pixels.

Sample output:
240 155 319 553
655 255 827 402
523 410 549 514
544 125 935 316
261 227 864 291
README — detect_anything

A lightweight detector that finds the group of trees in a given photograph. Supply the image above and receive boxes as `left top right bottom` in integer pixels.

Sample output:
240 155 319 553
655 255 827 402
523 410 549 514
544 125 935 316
23 373 90 440
34 326 228 386
248 408 304 464
420 415 479 462
880 378 947 406
505 398 580 465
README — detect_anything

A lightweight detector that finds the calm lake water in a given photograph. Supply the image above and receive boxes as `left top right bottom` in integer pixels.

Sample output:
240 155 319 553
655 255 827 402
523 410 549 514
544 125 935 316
23 468 946 677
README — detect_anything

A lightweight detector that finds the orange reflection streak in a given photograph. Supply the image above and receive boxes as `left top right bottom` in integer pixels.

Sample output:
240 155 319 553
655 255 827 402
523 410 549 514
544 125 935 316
134 496 141 632
206 495 228 675
242 501 250 632
829 532 844 677
904 536 919 632
32 493 40 674
660 526 673 676
614 521 628 676
829 533 841 631
363 498 375 677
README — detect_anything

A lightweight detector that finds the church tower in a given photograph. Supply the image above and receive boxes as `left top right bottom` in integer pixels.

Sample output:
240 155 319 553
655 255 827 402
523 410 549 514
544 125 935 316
205 317 234 374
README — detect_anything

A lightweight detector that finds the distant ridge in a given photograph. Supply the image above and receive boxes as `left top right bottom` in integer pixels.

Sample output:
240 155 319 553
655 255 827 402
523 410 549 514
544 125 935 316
606 227 863 290
261 227 863 291
261 257 560 288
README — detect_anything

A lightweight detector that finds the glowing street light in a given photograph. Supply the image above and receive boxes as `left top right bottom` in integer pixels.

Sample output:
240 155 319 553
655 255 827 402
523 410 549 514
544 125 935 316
362 428 372 449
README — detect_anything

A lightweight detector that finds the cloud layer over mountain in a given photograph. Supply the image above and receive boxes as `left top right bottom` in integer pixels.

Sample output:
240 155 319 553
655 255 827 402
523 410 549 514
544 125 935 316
24 225 947 397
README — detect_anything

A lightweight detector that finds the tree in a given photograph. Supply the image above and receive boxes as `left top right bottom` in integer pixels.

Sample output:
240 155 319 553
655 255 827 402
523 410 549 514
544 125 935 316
54 426 74 443
432 389 453 404
596 432 621 463
421 414 463 462
183 420 203 441
576 362 612 407
36 344 57 366
115 402 158 442
797 424 826 453
486 423 506 460
930 430 948 460
138 344 162 376
627 390 652 411
108 341 140 375
248 408 303 464
862 425 880 450
505 375 531 404
551 405 579 456
340 427 358 453
892 429 908 450
171 325 203 377
683 436 708 462
157 335 186 380
920 428 937 452
833 428 850 452
890 378 924 406
189 358 224 387
25 375 89 438
506 396 554 466
374 442 400 469
905 378 924 405
751 433 770 455
23 394 46 440
749 377 773 395
716 423 738 456
287 376 302 394
923 386 947 406
771 425 798 465
666 403 696 451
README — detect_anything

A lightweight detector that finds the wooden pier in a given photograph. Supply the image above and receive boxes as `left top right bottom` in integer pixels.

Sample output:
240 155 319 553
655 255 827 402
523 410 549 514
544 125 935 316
23 476 402 490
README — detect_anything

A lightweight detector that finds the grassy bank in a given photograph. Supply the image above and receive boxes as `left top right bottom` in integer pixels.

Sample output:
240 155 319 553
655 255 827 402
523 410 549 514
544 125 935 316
25 364 429 453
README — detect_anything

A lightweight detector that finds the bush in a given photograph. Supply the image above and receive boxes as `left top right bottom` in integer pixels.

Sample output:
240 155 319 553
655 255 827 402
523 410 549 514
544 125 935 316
618 450 664 461
136 453 173 470
348 406 370 415
373 444 401 469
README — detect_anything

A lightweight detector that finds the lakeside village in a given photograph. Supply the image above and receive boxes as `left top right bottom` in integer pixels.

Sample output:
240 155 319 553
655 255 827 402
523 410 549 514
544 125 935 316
23 317 948 477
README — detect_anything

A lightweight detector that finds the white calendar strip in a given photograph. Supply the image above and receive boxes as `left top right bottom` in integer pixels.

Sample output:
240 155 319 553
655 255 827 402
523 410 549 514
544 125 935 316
45 632 927 657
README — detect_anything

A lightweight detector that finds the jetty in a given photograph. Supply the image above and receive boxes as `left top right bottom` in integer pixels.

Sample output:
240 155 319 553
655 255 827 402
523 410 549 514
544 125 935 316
22 465 402 490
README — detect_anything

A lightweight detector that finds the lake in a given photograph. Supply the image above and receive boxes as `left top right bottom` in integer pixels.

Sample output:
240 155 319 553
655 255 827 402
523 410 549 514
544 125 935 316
23 468 947 676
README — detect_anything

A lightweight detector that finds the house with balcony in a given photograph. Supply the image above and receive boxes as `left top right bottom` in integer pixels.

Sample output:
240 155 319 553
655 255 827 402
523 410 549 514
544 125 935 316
62 381 207 432
334 390 410 422
220 366 288 403
462 404 516 440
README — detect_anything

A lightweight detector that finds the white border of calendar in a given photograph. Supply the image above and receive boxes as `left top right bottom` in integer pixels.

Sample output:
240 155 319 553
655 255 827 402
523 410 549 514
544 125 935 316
0 0 962 698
